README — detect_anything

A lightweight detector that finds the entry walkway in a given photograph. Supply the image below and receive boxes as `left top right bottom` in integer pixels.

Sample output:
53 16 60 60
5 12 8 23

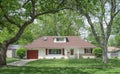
7 59 36 66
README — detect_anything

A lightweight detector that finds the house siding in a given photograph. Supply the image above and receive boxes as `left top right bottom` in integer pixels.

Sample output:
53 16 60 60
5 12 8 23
38 48 46 59
29 48 95 59
108 51 120 59
107 52 111 58
38 49 67 59
118 51 120 58
7 50 12 58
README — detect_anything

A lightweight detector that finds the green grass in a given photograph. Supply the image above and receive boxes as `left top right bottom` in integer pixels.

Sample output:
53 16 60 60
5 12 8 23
6 58 19 63
1 59 120 74
26 58 120 67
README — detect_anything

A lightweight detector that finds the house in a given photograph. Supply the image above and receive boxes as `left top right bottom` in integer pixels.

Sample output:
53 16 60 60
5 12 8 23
25 36 96 59
107 46 120 58
7 45 21 58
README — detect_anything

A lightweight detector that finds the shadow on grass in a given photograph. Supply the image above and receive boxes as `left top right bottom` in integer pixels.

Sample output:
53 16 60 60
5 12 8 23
1 65 120 74
0 66 94 74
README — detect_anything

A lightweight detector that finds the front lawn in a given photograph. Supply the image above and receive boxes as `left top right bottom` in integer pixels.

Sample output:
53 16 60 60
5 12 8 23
26 58 120 67
6 58 19 63
1 59 120 74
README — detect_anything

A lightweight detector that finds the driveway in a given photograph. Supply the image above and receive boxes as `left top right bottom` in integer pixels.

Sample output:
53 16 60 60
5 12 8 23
7 59 36 66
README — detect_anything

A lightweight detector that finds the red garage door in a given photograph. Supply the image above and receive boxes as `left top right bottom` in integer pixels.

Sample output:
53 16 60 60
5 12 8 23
27 50 38 59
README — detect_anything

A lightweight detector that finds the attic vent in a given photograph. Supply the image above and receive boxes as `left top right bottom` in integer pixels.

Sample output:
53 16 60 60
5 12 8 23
43 37 48 41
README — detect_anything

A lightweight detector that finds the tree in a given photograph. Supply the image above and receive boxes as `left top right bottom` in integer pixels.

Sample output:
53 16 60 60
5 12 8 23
0 0 67 65
75 0 120 63
37 10 83 36
16 48 26 59
15 10 84 45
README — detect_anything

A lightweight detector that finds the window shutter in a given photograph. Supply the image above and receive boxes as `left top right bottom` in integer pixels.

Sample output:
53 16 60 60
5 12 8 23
46 49 48 55
84 48 86 54
70 49 74 55
62 49 64 55
91 48 92 54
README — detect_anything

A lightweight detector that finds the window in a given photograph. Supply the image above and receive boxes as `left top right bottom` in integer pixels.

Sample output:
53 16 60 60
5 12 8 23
49 49 61 54
54 37 67 43
85 48 92 54
56 38 65 41
70 49 74 55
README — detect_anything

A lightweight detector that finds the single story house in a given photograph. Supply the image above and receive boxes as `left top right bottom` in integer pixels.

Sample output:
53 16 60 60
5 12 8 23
107 46 120 58
25 36 96 59
7 45 21 58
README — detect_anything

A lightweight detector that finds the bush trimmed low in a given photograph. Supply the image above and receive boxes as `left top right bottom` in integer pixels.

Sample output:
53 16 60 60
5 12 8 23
16 48 26 59
93 47 102 58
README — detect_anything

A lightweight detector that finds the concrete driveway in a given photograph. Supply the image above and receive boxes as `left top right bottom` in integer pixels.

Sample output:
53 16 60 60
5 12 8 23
7 59 36 66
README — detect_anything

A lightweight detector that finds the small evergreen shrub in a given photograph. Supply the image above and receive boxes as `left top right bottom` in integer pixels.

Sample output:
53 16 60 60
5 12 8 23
93 47 102 58
16 48 26 59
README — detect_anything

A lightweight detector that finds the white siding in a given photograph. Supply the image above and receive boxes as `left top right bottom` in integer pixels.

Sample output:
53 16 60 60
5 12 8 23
118 51 120 58
107 53 111 58
38 49 66 59
82 55 95 59
79 49 84 54
7 50 12 58
46 55 65 59
38 49 45 59
37 48 95 59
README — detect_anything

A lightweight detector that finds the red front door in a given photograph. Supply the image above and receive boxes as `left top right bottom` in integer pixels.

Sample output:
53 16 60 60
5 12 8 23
27 50 38 59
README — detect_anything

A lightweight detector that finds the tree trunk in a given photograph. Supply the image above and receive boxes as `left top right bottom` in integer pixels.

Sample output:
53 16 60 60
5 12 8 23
0 44 7 66
102 44 108 64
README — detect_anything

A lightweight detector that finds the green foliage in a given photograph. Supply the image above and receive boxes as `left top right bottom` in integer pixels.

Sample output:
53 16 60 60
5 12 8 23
114 35 120 47
93 47 102 58
108 35 120 47
37 10 83 36
16 48 26 59
112 13 120 34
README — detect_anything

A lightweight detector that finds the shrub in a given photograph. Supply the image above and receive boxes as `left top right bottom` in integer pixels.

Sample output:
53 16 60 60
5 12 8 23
93 47 102 58
16 48 26 59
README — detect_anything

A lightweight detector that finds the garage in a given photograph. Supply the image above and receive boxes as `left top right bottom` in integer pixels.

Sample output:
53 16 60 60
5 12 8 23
27 50 38 59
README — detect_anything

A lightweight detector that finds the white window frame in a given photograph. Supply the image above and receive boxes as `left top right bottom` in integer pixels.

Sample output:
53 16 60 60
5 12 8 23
48 49 62 55
54 37 67 43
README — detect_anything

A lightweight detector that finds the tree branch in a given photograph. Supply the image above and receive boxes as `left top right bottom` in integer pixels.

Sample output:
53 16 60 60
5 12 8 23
57 0 65 9
5 18 35 45
4 1 68 45
22 0 30 7
0 5 21 28
30 0 35 18
3 0 36 45
114 9 120 17
35 8 69 18
85 14 101 46
106 0 116 41
99 0 106 42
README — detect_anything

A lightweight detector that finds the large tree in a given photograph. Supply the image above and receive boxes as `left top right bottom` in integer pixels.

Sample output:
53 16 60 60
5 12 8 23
38 10 83 36
16 10 83 45
0 0 67 65
75 0 120 63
